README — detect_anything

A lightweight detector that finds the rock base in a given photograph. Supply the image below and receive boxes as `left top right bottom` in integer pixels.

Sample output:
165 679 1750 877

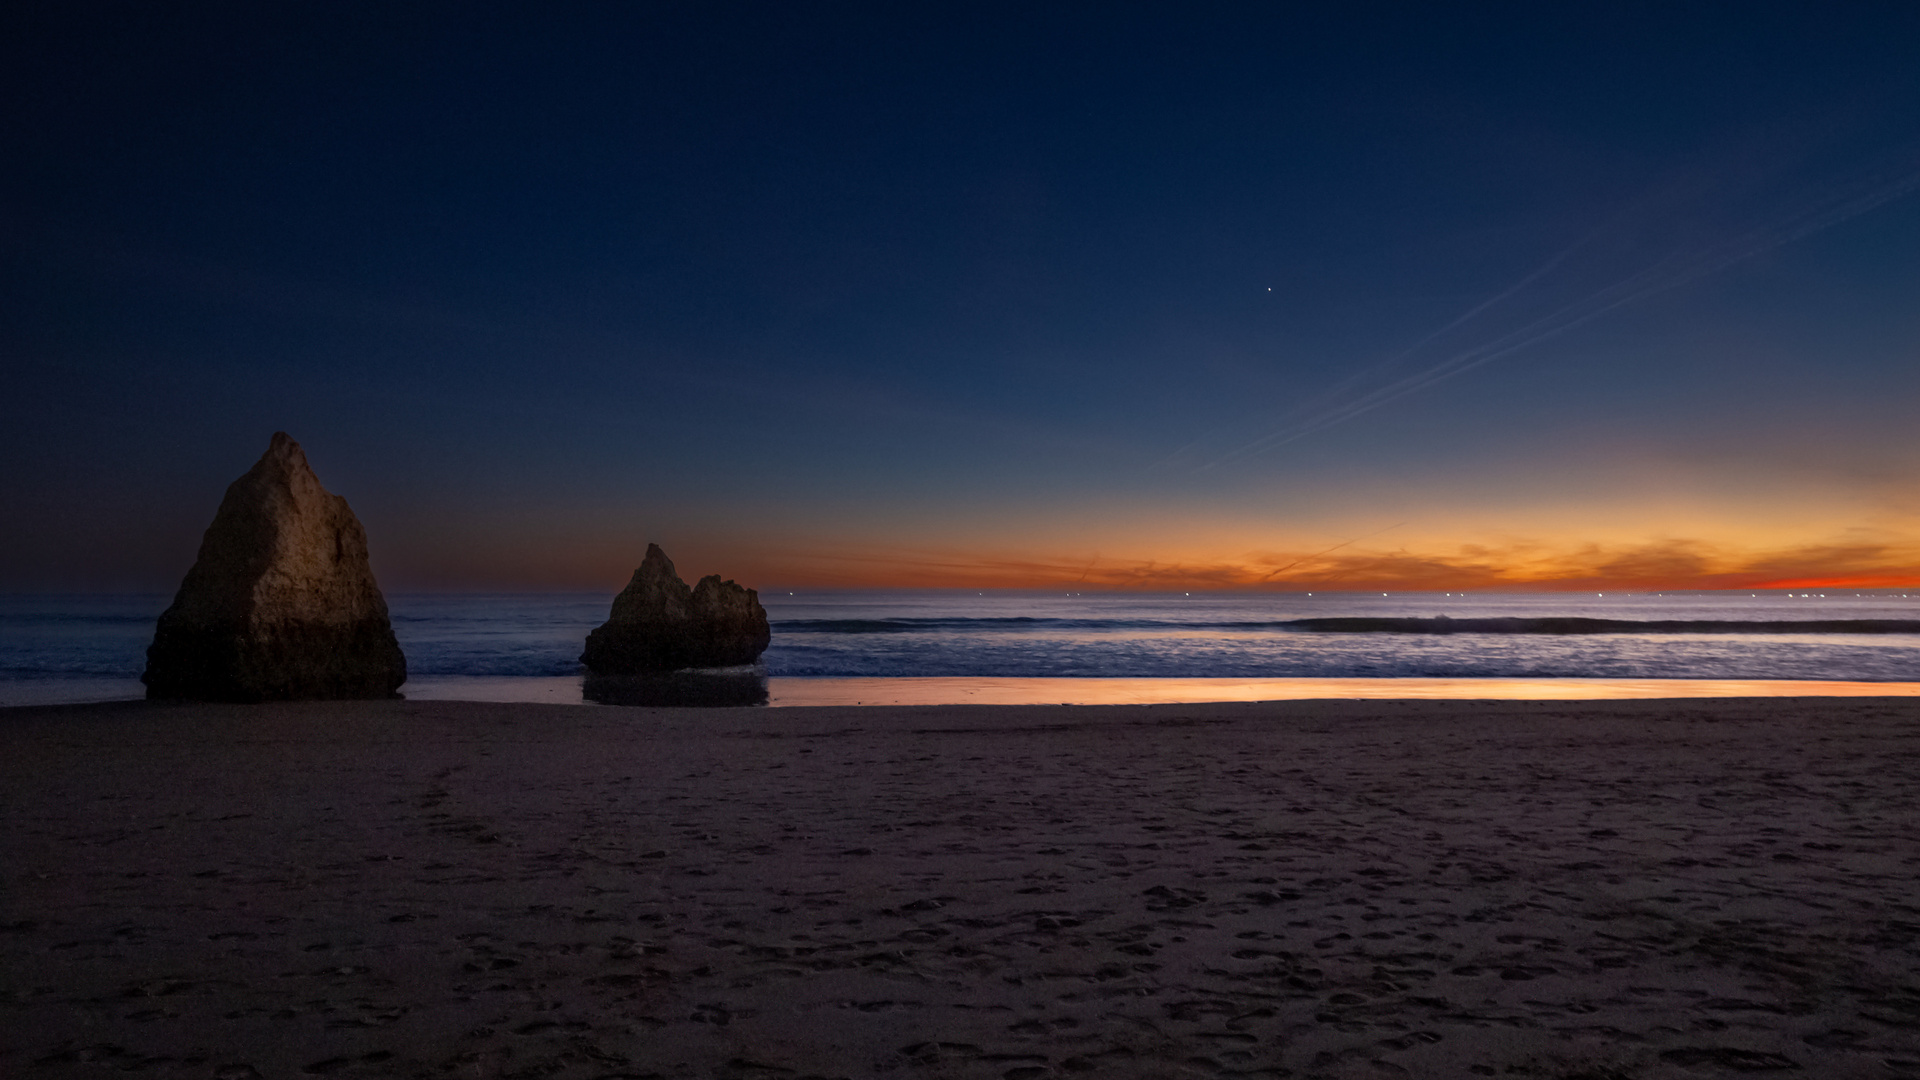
145 620 405 702
582 671 769 707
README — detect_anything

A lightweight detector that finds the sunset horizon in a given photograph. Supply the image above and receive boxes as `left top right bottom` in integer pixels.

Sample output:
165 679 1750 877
6 8 1919 599
8 8 1920 1076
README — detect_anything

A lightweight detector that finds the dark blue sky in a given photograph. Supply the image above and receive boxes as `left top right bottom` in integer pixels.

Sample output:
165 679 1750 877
6 3 1920 590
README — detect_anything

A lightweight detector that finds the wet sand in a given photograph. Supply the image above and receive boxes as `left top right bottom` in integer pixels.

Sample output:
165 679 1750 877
3 696 1919 1079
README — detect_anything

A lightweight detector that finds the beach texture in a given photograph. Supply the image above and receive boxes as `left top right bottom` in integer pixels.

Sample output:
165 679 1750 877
4 697 1919 1078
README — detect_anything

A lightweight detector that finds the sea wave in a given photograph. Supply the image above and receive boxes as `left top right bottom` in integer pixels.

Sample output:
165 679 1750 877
1 661 149 678
0 612 160 626
1285 617 1920 635
775 617 1361 633
775 616 1920 636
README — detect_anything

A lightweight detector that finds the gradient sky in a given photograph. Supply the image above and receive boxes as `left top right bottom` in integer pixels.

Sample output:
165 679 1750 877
5 4 1920 592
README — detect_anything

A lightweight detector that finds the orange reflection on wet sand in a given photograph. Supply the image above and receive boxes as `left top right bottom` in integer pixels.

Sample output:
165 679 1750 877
766 676 1920 707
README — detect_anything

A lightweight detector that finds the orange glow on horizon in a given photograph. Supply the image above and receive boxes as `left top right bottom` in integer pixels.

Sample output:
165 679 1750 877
712 534 1920 593
384 505 1920 595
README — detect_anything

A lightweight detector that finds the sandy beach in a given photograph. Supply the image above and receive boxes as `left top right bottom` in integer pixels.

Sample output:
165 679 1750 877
4 697 1919 1079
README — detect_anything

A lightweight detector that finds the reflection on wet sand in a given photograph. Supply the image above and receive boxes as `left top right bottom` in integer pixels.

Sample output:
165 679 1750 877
766 675 1920 706
391 673 1920 708
583 670 769 707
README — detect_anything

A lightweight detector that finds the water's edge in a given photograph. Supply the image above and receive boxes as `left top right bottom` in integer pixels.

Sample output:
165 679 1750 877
10 674 1920 710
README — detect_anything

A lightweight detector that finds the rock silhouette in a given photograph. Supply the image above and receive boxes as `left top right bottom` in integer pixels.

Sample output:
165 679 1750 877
142 432 406 701
581 544 770 673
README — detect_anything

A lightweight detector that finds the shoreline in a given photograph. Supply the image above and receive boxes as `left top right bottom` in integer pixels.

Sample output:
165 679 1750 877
5 696 1920 1077
9 672 1920 710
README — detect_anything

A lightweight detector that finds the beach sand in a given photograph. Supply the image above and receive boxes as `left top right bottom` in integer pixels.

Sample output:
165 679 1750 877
3 697 1918 1079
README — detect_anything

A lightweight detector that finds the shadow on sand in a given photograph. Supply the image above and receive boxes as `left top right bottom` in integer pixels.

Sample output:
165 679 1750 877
582 670 769 707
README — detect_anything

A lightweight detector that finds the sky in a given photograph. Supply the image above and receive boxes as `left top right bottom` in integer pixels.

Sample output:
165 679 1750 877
4 3 1919 593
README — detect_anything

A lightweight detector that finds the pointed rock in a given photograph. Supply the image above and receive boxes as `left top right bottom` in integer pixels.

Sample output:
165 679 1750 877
581 544 771 673
143 433 407 701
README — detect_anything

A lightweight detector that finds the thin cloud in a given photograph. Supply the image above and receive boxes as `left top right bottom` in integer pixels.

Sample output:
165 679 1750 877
1200 155 1920 468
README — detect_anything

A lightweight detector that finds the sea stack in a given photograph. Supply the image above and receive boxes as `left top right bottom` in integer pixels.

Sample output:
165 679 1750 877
142 432 407 701
581 544 771 673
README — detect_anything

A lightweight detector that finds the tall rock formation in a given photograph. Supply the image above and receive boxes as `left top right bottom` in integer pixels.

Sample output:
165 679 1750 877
142 432 407 701
581 544 771 673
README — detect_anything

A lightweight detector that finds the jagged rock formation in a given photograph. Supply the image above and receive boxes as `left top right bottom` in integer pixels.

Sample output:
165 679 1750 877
581 544 771 673
142 432 407 701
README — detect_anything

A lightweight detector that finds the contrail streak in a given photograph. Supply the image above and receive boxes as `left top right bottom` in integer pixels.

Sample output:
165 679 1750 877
1203 160 1920 468
1284 208 1631 425
1257 521 1406 581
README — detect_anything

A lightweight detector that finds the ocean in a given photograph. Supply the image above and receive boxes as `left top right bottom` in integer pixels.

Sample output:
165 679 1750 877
3 589 1919 707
